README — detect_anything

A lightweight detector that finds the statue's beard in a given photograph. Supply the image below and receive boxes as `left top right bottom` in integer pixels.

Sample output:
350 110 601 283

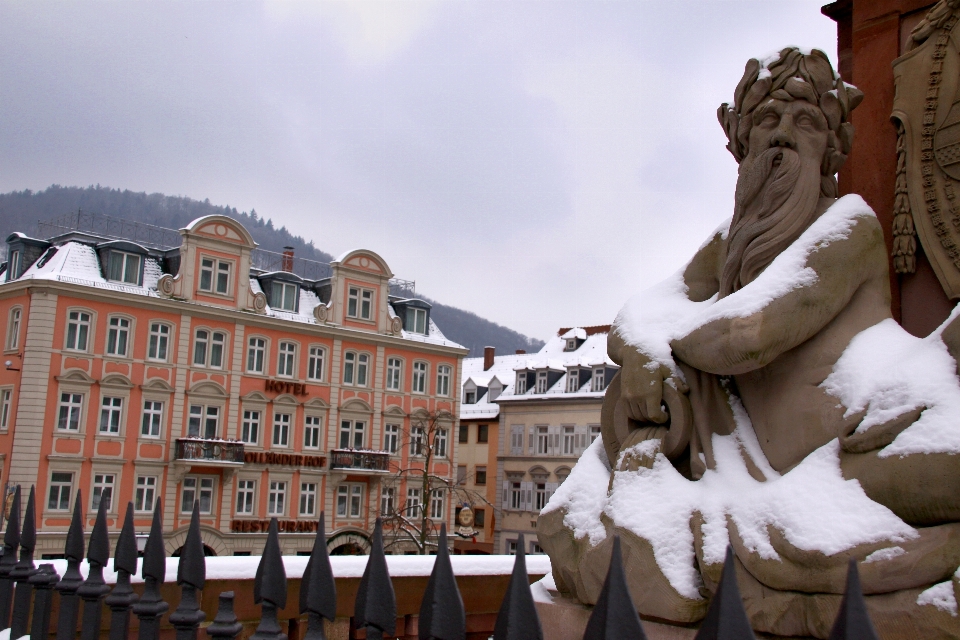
720 147 823 297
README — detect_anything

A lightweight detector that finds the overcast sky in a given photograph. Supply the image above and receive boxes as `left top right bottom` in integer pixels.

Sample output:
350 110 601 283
0 1 838 341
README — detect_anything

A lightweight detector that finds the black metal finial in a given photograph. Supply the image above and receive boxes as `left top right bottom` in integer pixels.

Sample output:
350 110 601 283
251 518 289 640
56 490 86 640
356 518 396 640
133 498 169 640
106 502 140 640
300 512 337 640
494 533 544 640
206 592 244 640
29 562 61 640
0 484 21 628
828 559 879 640
169 501 207 640
79 493 113 640
694 546 756 640
10 485 38 639
582 536 645 640
419 523 465 640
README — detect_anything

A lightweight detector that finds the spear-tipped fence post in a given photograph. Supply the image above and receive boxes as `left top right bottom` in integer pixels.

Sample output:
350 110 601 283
0 485 21 628
355 518 396 640
56 491 86 640
693 546 755 640
828 559 879 640
251 518 288 640
169 500 207 640
133 499 169 640
300 513 336 640
10 485 39 639
582 536 645 640
418 523 465 640
106 502 140 640
494 533 543 640
206 592 244 640
29 563 61 640
78 496 113 640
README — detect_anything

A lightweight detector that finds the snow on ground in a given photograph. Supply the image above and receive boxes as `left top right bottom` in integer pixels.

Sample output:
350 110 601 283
918 580 958 616
530 572 557 604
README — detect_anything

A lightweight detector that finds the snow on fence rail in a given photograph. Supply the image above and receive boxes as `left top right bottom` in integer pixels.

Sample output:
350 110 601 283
0 484 880 640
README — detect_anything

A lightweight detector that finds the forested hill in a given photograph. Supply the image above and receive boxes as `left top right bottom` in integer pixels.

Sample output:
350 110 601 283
0 185 544 357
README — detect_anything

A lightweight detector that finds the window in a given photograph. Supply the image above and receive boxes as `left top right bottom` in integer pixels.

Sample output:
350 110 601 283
566 338 577 351
236 480 255 514
337 484 363 518
592 367 606 392
342 352 369 386
271 281 299 312
412 362 427 394
99 397 123 434
515 372 527 395
537 426 549 455
267 481 287 515
339 419 365 449
406 307 428 335
8 251 20 280
381 486 395 515
273 413 291 447
135 476 157 512
199 258 231 295
347 287 373 320
406 488 421 516
510 482 522 510
563 426 576 455
65 311 91 351
307 347 325 381
241 410 260 444
92 474 115 511
193 330 226 368
107 251 140 285
47 472 73 511
247 337 266 373
531 542 544 555
510 425 524 455
457 465 467 484
464 391 476 404
181 477 214 514
567 369 580 393
304 415 322 449
383 423 399 453
507 540 518 555
535 483 547 511
590 425 601 443
409 426 424 456
475 466 487 485
459 424 469 444
187 405 219 439
474 507 485 527
386 358 402 390
478 424 488 443
536 371 548 394
429 490 444 519
436 365 451 397
300 482 317 516
277 342 296 377
148 323 170 361
0 389 11 431
434 428 447 458
58 393 83 431
105 317 131 357
6 308 21 350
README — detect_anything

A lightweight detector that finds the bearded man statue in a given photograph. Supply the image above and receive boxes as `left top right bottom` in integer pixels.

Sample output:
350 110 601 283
538 47 960 639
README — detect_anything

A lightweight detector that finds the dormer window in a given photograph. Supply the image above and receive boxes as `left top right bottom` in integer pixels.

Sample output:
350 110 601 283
565 339 577 351
536 371 549 393
465 391 476 404
7 250 20 281
407 308 427 335
516 372 527 394
199 258 231 295
271 281 299 312
348 286 374 320
107 251 141 285
592 367 606 392
567 369 580 393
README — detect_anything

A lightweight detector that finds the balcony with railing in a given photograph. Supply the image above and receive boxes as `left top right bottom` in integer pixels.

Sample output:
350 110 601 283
328 448 392 473
174 438 245 465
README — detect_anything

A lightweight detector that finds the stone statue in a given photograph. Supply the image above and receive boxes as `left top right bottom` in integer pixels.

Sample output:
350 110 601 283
539 47 960 639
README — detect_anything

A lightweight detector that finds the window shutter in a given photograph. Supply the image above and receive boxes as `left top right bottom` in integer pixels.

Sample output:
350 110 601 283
502 481 510 509
546 482 558 504
519 481 528 511
550 426 560 455
524 482 533 512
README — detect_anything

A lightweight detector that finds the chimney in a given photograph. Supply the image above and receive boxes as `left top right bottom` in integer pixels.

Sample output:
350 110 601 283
483 346 495 371
515 349 526 355
281 246 294 272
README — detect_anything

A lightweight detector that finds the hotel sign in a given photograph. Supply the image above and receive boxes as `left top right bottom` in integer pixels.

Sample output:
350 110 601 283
264 379 310 396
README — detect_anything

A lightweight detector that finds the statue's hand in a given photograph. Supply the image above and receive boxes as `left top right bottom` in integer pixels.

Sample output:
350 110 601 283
620 348 671 424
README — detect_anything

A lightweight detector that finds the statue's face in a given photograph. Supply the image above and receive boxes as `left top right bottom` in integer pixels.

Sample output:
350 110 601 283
747 98 829 171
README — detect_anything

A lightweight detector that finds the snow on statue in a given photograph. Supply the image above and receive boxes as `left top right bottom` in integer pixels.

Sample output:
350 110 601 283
537 46 960 639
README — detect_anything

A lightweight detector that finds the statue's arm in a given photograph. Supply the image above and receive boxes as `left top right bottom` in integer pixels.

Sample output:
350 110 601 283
671 215 887 375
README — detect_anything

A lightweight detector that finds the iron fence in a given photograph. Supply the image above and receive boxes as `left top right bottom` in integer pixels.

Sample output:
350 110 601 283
37 211 183 250
0 484 880 640
328 449 392 473
174 438 245 463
